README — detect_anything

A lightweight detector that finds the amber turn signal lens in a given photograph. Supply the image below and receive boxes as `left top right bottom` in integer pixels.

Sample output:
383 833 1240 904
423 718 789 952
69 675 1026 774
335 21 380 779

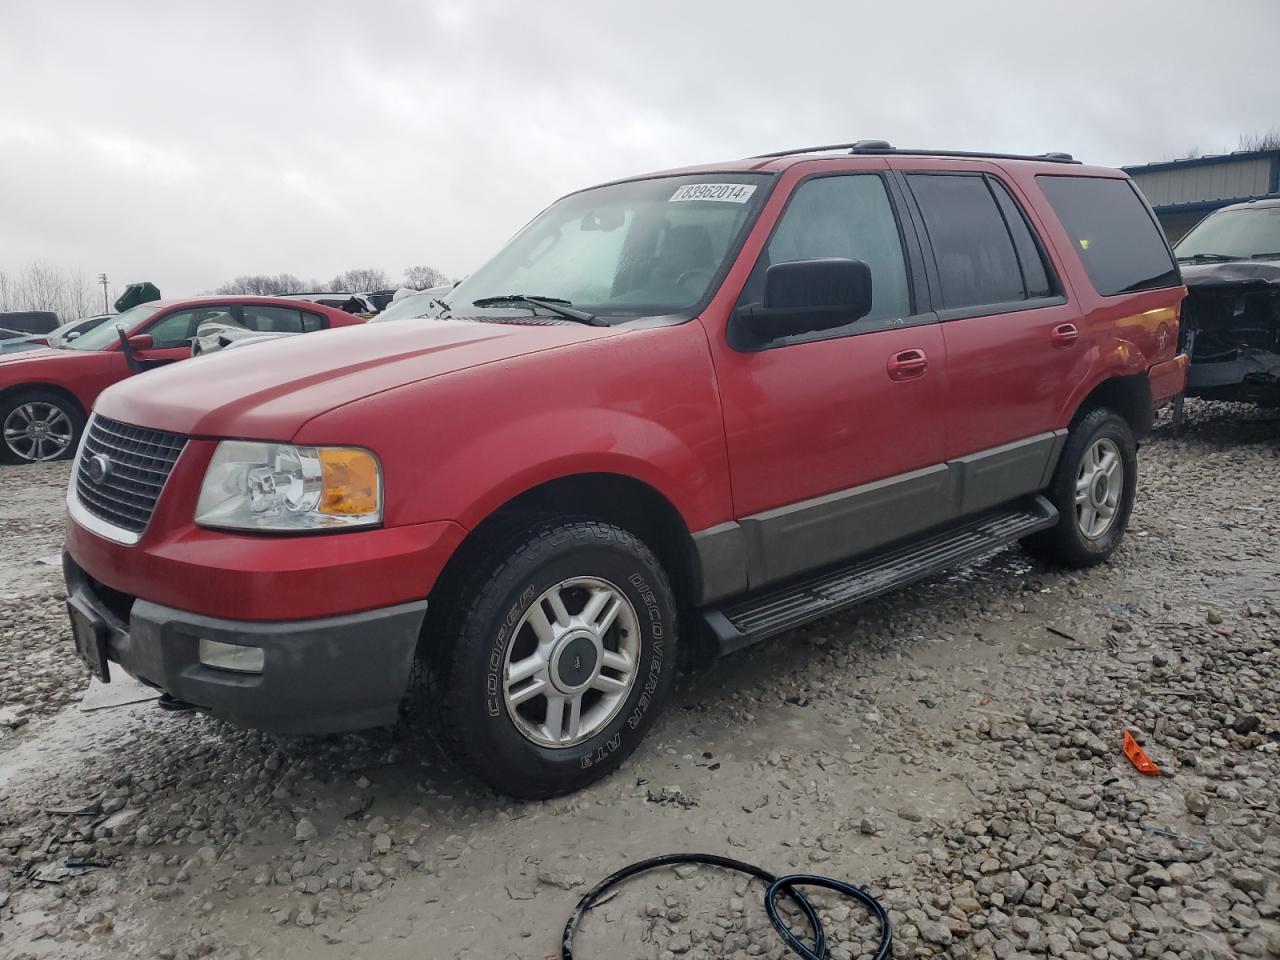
318 449 380 516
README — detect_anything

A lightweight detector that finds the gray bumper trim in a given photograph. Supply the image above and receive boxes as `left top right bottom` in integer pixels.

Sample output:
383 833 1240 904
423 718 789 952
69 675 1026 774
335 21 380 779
65 554 428 734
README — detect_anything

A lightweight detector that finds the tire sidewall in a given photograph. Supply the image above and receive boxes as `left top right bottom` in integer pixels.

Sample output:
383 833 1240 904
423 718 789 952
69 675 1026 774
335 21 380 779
0 391 84 464
1056 410 1137 560
448 525 677 797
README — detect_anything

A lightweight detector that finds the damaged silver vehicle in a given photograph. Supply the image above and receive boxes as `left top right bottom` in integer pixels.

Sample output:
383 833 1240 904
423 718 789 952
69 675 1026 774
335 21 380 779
1174 198 1280 412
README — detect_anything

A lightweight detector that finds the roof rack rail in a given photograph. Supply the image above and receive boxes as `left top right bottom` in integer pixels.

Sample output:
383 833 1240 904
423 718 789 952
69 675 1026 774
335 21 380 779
751 141 1079 164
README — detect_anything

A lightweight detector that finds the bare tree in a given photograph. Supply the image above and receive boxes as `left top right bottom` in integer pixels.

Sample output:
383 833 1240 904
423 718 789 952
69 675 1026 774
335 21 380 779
329 268 390 293
62 268 100 318
0 260 103 321
1238 128 1280 152
402 264 451 290
215 273 315 296
18 260 65 314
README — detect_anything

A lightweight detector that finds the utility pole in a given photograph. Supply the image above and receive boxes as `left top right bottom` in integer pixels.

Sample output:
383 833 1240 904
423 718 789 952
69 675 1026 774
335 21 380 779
98 273 109 313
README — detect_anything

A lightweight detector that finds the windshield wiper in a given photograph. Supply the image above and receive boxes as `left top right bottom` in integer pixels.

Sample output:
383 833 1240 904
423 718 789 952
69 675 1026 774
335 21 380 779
1175 253 1241 263
1249 252 1280 260
470 294 606 327
429 297 451 317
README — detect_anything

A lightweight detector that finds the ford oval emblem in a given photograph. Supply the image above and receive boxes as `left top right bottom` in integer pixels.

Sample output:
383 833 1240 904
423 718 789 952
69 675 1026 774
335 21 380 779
86 453 113 484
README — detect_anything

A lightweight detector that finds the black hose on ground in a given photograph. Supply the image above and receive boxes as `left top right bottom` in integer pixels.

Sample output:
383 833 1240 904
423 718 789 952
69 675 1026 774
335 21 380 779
560 852 892 960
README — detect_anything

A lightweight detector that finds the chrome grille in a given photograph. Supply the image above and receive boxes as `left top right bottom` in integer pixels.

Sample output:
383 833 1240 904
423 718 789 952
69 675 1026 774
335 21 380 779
75 416 186 534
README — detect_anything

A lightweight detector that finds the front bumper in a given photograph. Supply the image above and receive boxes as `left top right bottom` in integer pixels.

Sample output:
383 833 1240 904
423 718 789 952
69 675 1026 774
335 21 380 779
64 553 428 734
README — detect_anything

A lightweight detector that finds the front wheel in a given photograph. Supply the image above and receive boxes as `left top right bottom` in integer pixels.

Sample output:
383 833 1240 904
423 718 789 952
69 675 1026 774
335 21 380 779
431 520 678 799
1023 406 1137 568
0 390 84 464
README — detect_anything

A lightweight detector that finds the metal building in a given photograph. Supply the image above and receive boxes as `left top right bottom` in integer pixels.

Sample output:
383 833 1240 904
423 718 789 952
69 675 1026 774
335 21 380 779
1122 149 1280 243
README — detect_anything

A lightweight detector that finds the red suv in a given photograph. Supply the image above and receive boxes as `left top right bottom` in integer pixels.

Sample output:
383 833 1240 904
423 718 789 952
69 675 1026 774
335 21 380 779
0 296 362 463
63 143 1187 798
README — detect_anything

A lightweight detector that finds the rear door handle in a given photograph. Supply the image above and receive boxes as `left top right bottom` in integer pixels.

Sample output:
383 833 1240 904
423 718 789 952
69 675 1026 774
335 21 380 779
1051 322 1079 347
887 348 928 381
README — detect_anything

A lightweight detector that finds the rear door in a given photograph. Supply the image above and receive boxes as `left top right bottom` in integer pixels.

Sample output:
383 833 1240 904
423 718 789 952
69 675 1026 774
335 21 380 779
893 163 1085 515
709 166 948 587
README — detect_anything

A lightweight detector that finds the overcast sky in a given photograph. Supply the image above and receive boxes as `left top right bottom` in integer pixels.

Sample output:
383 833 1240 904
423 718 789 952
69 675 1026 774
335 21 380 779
2 0 1278 298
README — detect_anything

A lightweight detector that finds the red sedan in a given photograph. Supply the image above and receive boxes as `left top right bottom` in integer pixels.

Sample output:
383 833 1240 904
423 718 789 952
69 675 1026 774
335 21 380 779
0 296 362 463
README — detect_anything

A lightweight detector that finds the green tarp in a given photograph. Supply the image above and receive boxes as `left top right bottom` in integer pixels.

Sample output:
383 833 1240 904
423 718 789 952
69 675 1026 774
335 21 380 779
114 282 161 312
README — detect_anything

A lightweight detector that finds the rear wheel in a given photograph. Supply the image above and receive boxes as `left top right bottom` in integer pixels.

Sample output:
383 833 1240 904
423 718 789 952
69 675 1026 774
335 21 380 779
0 390 84 464
430 519 678 799
1023 406 1137 567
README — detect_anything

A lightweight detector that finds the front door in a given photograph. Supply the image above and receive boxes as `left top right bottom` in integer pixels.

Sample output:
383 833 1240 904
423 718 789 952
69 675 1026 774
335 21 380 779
709 169 948 587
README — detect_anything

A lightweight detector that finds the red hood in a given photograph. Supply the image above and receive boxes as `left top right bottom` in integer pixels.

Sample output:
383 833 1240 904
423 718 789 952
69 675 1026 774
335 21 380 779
0 345 70 366
94 318 623 439
0 345 102 383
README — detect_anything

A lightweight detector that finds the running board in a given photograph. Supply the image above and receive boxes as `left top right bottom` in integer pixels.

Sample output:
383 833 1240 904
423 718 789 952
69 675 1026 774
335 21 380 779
703 496 1058 655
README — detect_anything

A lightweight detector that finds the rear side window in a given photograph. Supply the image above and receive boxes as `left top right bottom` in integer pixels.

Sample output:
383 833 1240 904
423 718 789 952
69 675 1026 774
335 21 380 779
1037 175 1178 296
242 305 307 333
989 179 1053 299
907 174 1024 309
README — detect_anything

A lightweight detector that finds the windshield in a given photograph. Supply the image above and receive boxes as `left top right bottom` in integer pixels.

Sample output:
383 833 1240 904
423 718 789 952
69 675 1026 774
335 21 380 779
1175 205 1280 260
449 174 772 320
48 315 112 346
63 303 162 350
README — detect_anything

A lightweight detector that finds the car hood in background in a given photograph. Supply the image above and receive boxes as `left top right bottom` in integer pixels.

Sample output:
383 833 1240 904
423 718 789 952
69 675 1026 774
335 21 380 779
94 317 624 440
1181 260 1280 289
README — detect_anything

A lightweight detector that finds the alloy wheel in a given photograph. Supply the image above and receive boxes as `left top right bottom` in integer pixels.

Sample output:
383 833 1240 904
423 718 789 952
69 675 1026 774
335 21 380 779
501 576 641 748
1075 437 1122 539
3 402 74 462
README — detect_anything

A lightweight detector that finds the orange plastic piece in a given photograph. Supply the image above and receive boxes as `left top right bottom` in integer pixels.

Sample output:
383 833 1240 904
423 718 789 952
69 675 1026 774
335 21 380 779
1123 730 1160 776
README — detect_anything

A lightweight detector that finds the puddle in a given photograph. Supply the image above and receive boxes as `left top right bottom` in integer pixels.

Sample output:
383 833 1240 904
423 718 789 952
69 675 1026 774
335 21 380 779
0 699 148 790
80 674 162 712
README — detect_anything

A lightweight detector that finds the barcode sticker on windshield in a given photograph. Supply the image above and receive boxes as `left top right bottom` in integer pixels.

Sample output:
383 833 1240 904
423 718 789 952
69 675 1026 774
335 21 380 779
669 183 757 204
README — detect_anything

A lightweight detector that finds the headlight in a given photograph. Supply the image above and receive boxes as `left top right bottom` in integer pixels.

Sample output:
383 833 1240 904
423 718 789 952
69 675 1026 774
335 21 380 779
195 441 382 532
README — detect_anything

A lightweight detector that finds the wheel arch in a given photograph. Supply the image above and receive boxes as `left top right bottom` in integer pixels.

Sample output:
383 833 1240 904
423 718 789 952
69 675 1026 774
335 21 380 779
421 472 704 668
446 472 699 603
1067 373 1153 440
0 381 89 421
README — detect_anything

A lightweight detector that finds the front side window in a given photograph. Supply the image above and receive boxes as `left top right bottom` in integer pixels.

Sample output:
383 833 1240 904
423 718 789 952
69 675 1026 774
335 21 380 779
1037 175 1178 296
146 306 234 348
1175 204 1280 261
740 174 912 329
448 174 772 319
907 174 1024 309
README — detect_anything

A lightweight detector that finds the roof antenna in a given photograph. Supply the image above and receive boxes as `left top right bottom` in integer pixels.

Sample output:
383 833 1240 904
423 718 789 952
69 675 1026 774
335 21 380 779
849 140 893 153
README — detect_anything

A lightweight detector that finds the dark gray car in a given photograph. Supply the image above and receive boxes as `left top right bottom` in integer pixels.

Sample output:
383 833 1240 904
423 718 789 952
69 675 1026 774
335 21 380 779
1174 198 1280 408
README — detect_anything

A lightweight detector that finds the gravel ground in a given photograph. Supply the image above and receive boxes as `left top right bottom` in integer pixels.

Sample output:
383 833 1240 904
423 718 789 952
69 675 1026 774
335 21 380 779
0 400 1277 960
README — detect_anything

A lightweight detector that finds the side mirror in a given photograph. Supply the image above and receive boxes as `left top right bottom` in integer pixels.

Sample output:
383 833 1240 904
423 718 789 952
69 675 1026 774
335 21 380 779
737 258 873 344
115 324 142 374
126 334 154 350
66 331 82 340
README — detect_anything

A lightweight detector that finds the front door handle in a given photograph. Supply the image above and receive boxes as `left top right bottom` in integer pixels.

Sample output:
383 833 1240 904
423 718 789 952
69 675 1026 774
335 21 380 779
887 348 928 381
1051 322 1080 347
